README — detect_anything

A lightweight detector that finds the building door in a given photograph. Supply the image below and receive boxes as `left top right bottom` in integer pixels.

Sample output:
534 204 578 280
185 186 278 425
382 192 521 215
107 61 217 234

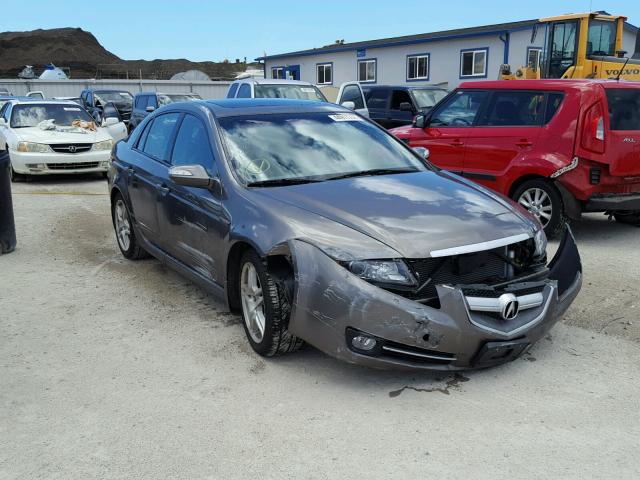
285 65 300 80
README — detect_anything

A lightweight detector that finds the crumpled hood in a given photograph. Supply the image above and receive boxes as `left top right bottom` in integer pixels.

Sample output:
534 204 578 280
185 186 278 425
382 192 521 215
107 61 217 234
254 171 537 258
14 126 110 144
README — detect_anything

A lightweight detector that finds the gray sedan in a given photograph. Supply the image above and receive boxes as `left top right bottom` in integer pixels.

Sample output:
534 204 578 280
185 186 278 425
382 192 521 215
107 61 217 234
108 99 582 370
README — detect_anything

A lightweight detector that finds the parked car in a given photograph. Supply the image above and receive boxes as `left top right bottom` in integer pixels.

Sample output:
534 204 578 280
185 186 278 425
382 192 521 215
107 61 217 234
80 89 134 125
226 79 328 101
108 98 581 370
0 100 117 180
337 83 448 129
129 92 200 132
390 79 640 236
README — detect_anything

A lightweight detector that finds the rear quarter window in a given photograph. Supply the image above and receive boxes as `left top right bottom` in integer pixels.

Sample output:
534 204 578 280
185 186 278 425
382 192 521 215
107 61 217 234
544 93 564 124
606 89 640 130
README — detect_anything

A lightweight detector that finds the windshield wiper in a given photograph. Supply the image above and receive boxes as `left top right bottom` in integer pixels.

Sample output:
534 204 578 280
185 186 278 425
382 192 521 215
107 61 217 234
246 177 323 187
324 167 420 181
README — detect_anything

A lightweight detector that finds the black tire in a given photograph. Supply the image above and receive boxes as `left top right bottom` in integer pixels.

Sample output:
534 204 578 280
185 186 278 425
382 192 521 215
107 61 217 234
239 249 303 357
111 193 149 260
10 168 25 182
512 179 567 239
613 211 640 226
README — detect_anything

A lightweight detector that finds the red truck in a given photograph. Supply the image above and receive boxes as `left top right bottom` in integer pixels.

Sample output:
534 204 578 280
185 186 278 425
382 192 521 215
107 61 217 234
390 79 640 236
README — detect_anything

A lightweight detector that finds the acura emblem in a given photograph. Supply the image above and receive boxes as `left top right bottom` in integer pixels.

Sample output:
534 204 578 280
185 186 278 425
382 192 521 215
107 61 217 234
498 293 520 320
68 145 77 153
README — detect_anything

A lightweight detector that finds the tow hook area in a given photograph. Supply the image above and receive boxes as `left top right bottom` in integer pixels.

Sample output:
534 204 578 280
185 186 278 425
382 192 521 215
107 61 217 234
472 339 530 368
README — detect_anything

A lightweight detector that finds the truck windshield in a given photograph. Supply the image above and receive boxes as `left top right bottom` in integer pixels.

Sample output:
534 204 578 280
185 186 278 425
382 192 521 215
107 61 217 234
254 84 327 102
547 21 578 78
587 20 617 56
606 89 640 130
411 89 448 109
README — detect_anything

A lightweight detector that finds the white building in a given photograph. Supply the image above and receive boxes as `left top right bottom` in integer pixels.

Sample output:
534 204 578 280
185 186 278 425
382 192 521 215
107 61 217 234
259 17 639 89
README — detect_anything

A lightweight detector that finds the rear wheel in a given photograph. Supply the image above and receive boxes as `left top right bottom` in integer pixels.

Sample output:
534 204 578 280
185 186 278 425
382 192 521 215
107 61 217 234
239 250 303 357
512 179 566 238
111 193 149 259
613 211 640 226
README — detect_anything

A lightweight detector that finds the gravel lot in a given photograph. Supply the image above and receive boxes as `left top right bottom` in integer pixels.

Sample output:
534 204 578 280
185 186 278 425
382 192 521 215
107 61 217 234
1 176 639 479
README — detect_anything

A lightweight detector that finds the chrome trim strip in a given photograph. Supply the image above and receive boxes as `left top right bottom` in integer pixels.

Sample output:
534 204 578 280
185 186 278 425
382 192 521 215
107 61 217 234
381 345 456 362
430 233 532 258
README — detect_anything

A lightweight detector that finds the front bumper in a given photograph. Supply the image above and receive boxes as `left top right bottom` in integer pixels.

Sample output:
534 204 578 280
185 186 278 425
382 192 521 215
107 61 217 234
584 193 640 212
288 229 582 371
10 149 110 175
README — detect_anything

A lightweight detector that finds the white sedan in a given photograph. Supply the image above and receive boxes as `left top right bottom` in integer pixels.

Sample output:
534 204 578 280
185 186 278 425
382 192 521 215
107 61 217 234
0 100 124 180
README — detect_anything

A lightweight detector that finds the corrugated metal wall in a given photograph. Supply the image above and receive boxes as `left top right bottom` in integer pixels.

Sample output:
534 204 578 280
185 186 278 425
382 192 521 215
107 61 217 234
0 79 232 99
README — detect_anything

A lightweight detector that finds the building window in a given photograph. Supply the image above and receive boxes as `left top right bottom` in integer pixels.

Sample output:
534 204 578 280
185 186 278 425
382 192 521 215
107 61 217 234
407 54 430 80
358 59 376 83
460 49 488 77
316 63 332 85
271 67 284 79
527 47 542 69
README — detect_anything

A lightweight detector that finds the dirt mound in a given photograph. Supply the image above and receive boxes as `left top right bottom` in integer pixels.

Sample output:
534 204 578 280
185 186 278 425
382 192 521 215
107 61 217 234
0 27 255 80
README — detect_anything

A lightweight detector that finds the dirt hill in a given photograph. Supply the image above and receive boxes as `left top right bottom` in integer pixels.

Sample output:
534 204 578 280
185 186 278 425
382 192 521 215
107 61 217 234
0 27 256 80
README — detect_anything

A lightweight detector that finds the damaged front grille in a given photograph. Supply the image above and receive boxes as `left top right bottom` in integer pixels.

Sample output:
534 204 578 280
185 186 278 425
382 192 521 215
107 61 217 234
388 240 546 306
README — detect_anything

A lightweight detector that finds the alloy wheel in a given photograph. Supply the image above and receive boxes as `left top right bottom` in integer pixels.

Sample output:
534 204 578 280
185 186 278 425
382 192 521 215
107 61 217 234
114 199 131 251
240 262 266 343
518 187 553 228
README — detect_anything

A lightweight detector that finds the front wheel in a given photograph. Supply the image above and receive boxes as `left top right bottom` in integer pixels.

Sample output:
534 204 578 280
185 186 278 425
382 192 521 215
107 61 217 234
512 179 566 238
239 250 303 357
111 193 149 260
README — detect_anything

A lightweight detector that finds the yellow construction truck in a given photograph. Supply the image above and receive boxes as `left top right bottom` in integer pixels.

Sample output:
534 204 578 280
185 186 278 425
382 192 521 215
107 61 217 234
500 12 640 81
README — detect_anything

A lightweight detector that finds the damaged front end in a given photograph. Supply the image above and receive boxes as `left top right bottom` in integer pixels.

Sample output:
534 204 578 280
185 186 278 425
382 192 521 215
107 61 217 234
284 228 582 371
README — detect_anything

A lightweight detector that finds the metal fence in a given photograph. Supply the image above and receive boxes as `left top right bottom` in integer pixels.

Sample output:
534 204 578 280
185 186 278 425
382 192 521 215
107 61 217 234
0 79 232 99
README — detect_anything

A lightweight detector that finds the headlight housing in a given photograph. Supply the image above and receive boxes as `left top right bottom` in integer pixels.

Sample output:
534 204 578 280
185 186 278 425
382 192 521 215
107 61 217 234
92 139 113 151
346 259 416 286
533 228 547 258
16 142 52 153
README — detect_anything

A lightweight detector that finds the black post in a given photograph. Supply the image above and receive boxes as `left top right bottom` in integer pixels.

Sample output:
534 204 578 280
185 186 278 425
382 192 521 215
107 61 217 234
0 149 16 254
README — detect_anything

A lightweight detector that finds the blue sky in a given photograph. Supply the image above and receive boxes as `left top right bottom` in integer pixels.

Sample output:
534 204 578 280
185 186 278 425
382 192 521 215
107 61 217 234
3 0 639 62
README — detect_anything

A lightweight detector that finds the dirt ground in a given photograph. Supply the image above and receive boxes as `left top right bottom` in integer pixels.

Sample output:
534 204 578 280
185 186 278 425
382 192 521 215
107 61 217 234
1 175 639 479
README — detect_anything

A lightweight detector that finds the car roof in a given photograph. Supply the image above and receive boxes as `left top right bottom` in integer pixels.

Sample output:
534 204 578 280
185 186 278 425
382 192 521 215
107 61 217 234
6 99 87 106
235 79 317 86
363 84 447 90
459 79 640 91
136 91 194 96
201 98 344 117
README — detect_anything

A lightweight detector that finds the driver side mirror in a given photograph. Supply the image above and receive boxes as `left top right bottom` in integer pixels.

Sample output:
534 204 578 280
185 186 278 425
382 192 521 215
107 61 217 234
413 147 430 160
145 106 155 113
399 102 414 112
169 164 214 188
103 117 119 127
413 114 428 129
340 101 356 110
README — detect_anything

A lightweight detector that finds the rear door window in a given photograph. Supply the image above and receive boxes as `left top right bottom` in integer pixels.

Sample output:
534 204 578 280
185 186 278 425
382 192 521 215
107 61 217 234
429 90 489 127
364 88 390 109
478 91 546 126
606 89 640 130
141 112 181 161
544 93 564 124
171 114 215 173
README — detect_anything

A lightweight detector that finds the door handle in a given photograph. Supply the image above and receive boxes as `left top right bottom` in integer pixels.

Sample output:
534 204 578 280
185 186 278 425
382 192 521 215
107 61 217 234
451 140 464 147
516 139 533 147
